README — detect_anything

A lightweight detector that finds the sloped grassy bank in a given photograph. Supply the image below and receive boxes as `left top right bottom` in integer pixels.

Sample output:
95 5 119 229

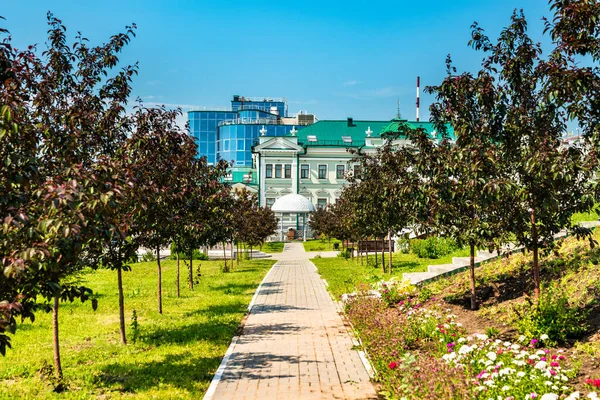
326 232 600 399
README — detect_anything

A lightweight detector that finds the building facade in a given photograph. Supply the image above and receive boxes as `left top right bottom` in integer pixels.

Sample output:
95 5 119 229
253 118 445 235
188 95 316 172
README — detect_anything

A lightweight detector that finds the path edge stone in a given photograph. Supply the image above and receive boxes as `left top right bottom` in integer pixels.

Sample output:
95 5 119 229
311 260 377 381
203 262 277 400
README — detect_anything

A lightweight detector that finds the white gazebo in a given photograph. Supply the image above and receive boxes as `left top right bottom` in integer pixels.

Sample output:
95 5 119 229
271 193 316 242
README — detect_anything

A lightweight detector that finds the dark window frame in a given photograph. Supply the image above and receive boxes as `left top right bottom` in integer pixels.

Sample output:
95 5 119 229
318 164 327 179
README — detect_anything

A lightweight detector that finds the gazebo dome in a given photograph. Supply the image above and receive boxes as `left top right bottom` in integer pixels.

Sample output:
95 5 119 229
271 193 315 213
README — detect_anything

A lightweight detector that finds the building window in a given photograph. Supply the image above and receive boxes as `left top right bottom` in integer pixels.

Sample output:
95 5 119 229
317 198 327 209
318 164 327 179
336 165 345 179
275 164 282 178
284 164 292 179
301 164 309 179
266 198 275 209
266 164 273 178
353 164 361 179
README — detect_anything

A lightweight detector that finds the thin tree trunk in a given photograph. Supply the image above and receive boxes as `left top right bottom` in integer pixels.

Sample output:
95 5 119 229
189 253 194 290
236 242 240 266
52 295 63 380
157 246 162 314
230 242 234 269
176 251 180 298
388 229 393 274
117 266 127 344
223 242 228 272
469 243 477 310
381 237 385 273
375 242 378 266
531 208 540 298
249 244 252 260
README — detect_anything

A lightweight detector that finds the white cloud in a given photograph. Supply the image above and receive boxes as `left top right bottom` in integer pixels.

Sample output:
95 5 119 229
343 80 360 86
144 102 200 110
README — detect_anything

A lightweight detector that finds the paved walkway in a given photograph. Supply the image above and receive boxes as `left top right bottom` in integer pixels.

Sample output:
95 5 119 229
205 243 377 400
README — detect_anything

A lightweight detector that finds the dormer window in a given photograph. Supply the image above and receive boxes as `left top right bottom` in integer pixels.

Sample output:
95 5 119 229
308 135 317 142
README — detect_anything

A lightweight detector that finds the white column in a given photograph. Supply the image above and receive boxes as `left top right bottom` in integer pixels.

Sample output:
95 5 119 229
259 153 266 207
291 156 298 194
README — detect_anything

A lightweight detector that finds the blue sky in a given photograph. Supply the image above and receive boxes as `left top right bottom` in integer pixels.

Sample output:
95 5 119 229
2 0 553 125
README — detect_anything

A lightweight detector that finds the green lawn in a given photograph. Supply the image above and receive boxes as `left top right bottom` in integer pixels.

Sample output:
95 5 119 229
260 242 284 253
0 259 274 399
313 248 470 299
302 238 342 252
572 206 599 224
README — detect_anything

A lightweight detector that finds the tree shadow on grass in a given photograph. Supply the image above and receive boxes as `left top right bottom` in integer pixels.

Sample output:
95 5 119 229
183 301 248 318
141 318 240 346
96 352 221 394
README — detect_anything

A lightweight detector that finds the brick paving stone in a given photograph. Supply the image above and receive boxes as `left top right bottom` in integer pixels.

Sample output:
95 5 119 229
207 243 377 400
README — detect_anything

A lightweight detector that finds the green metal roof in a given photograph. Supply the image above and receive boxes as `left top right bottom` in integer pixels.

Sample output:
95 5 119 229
294 120 390 147
380 118 455 139
293 118 455 147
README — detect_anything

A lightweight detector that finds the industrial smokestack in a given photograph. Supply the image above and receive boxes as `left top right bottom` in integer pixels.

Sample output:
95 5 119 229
416 76 420 122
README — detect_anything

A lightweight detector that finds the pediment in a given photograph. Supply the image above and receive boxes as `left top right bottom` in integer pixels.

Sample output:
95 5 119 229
254 137 304 153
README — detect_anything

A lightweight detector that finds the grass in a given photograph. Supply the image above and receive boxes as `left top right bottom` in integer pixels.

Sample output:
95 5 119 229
259 242 284 253
0 258 275 399
571 207 599 224
302 238 342 252
312 247 470 299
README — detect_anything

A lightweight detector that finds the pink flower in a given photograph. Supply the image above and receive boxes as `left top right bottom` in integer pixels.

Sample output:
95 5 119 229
389 361 398 370
550 361 559 367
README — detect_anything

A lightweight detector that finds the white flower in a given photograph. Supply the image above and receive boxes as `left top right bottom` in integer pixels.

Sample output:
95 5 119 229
588 393 598 400
541 394 559 400
487 352 497 361
459 345 473 355
476 334 489 341
545 381 553 386
476 385 486 392
458 337 466 343
502 385 510 391
511 344 521 350
536 350 546 356
443 352 457 361
566 392 580 400
517 371 526 378
540 334 549 341
518 335 526 342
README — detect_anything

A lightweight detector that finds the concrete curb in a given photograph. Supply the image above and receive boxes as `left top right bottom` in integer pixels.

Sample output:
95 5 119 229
312 260 377 380
203 261 278 400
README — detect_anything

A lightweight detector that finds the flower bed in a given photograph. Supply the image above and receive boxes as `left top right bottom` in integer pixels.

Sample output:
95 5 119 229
345 288 599 400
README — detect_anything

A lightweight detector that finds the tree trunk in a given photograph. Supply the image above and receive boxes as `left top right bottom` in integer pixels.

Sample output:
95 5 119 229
157 246 162 314
531 208 540 298
381 238 385 273
176 251 180 298
388 229 393 274
189 253 194 290
223 242 228 272
469 243 477 310
52 295 63 380
249 244 252 260
117 266 127 344
236 242 240 266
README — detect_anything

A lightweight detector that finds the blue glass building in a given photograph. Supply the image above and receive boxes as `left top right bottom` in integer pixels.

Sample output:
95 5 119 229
188 95 314 170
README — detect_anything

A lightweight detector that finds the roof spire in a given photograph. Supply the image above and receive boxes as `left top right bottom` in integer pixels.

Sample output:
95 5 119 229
396 98 401 118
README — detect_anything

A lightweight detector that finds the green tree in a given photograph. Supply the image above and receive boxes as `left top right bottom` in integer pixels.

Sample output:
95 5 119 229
469 10 595 296
427 57 511 310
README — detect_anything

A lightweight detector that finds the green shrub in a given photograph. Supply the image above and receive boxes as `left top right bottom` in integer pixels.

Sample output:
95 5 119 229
515 283 588 345
141 251 156 262
169 249 207 261
396 236 411 254
337 248 351 259
411 237 459 259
